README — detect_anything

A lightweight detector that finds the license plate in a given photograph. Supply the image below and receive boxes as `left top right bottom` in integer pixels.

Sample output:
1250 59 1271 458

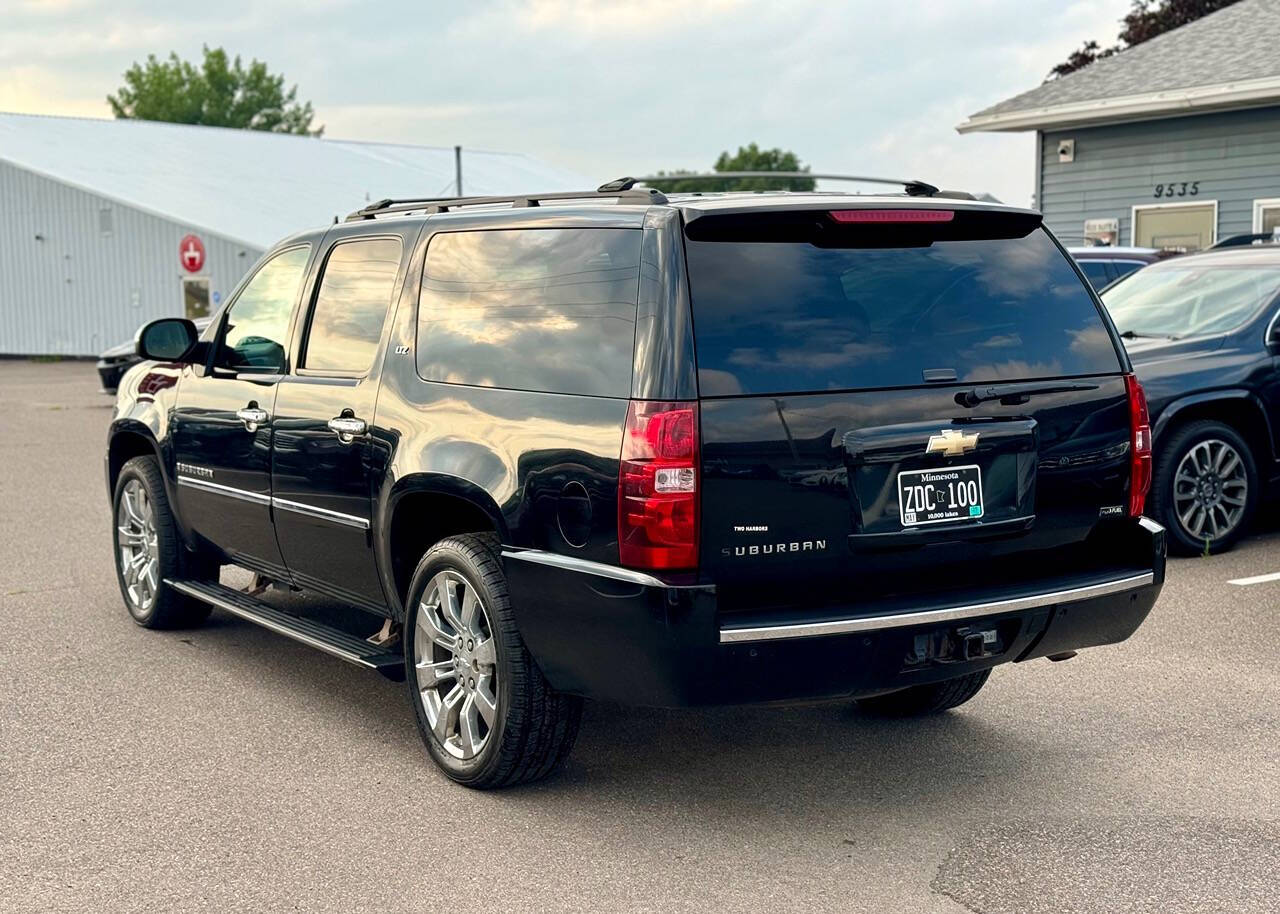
898 465 984 527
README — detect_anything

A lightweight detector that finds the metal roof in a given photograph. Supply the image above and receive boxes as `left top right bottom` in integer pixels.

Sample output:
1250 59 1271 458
958 0 1280 133
0 112 588 248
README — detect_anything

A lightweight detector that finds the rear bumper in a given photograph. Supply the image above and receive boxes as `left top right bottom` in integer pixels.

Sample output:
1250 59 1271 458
503 518 1166 708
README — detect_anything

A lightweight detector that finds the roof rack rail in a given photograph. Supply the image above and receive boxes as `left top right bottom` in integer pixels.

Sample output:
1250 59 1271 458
629 172 943 197
345 181 667 221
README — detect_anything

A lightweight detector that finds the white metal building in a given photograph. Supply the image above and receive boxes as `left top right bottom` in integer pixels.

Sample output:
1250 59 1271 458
0 112 588 356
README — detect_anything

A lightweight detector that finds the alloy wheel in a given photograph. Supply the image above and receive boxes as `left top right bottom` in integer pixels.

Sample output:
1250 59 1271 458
1172 438 1248 544
117 478 160 613
413 570 499 760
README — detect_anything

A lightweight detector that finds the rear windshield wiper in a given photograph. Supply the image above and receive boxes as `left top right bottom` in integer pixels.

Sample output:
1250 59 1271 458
1118 329 1180 340
956 381 1100 408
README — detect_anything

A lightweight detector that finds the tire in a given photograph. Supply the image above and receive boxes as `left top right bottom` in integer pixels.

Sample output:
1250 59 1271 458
112 456 218 629
855 669 991 717
1152 420 1258 556
403 534 582 789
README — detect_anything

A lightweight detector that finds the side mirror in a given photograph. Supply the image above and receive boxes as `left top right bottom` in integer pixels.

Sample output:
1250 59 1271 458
137 318 199 363
1268 320 1280 347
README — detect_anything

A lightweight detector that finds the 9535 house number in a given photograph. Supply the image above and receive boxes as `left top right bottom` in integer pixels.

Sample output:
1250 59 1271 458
1153 181 1200 198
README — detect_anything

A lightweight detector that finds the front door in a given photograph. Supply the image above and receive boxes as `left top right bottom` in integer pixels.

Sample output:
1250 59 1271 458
1133 202 1217 251
171 245 312 581
183 277 210 319
271 234 407 612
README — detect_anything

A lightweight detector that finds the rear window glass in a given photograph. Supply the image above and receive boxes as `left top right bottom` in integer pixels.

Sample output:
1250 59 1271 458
417 228 641 397
685 221 1121 396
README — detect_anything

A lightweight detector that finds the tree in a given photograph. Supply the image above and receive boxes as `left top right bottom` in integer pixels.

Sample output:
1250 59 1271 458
108 46 322 136
1047 40 1116 79
1048 0 1241 80
647 143 815 192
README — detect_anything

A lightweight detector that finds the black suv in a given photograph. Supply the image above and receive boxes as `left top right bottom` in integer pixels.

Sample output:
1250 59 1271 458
1101 243 1280 554
106 181 1166 788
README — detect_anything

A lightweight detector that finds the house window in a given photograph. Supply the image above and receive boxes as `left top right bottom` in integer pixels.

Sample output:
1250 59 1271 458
1254 199 1280 236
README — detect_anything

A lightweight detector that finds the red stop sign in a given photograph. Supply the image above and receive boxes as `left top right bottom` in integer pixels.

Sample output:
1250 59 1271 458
179 234 206 273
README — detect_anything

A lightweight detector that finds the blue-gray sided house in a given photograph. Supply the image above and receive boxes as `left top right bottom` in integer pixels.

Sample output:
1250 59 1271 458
957 0 1280 252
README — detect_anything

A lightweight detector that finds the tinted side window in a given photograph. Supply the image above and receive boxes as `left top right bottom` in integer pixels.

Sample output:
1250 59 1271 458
1078 260 1113 290
302 238 403 373
219 246 310 371
417 228 641 396
1111 261 1145 281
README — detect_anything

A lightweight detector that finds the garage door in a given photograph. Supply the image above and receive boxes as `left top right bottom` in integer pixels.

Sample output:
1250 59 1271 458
1133 203 1217 251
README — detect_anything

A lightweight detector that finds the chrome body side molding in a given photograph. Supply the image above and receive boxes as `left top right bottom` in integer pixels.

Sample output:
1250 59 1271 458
177 475 270 506
501 548 671 589
176 476 368 529
271 496 370 530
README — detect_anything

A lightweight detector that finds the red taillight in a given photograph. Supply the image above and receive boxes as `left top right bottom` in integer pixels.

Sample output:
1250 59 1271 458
618 400 699 570
829 209 955 223
1126 373 1152 517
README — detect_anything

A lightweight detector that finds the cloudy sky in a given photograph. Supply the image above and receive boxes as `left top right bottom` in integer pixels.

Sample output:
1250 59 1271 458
1 0 1132 207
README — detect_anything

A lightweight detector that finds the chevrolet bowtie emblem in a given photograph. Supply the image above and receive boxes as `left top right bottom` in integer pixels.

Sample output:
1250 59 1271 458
926 429 980 457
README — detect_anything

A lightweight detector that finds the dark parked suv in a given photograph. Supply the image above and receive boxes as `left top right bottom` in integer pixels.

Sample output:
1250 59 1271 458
1101 243 1280 554
106 181 1165 788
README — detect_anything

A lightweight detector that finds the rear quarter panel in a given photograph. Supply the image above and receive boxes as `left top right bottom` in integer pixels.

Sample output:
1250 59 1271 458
369 214 640 610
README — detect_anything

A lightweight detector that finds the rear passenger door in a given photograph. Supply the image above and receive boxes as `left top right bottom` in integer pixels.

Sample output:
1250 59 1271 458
270 230 412 612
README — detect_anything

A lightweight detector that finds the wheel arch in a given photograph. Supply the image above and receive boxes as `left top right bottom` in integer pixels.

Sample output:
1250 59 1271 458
1152 390 1276 468
106 421 165 497
377 474 510 618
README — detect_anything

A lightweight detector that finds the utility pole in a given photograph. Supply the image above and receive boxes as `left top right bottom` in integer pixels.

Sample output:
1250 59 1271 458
454 145 463 196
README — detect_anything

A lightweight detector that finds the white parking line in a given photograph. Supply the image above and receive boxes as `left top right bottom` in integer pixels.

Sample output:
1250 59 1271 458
1227 571 1280 586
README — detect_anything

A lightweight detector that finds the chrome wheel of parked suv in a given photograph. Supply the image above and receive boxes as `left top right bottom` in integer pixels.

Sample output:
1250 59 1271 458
404 535 581 788
111 455 216 628
1153 420 1258 555
117 478 159 613
414 569 500 761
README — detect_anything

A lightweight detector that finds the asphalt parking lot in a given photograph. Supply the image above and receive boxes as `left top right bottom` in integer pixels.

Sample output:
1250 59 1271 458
1 359 1277 913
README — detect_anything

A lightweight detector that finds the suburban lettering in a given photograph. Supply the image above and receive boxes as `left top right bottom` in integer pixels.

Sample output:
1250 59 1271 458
722 539 827 558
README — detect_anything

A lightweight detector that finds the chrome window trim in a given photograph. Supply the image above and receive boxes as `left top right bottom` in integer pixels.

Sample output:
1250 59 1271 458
718 571 1155 644
176 475 270 506
271 496 370 530
501 549 670 588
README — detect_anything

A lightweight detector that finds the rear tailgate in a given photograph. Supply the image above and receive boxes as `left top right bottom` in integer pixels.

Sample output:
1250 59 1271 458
684 205 1143 615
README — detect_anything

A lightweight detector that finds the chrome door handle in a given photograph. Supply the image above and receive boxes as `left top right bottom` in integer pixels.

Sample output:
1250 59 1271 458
327 415 368 444
236 406 269 432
